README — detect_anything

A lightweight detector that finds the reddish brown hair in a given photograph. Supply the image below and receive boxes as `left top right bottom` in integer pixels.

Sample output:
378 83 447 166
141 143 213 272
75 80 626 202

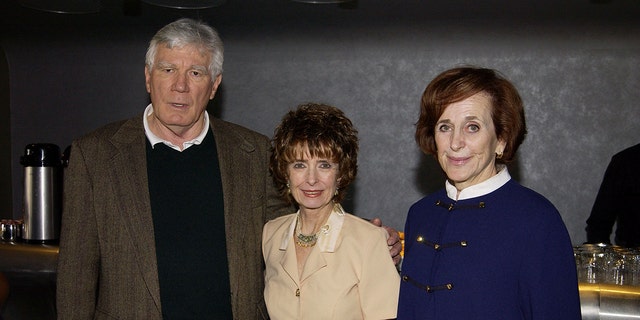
415 66 527 164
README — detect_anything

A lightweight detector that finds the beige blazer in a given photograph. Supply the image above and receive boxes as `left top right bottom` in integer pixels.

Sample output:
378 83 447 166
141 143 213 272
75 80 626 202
56 114 291 320
262 206 400 319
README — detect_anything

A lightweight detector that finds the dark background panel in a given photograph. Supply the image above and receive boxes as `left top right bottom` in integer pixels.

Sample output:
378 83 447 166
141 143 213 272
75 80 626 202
2 0 640 245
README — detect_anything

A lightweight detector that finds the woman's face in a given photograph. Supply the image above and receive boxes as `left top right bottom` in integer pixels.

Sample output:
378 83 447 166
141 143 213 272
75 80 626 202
287 151 339 215
434 92 506 191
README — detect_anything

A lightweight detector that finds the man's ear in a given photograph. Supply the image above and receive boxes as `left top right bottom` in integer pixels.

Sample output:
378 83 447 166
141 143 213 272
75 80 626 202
210 74 223 100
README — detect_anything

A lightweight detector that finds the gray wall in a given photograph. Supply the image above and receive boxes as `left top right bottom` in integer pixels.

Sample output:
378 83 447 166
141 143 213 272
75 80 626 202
2 1 640 246
1 48 11 217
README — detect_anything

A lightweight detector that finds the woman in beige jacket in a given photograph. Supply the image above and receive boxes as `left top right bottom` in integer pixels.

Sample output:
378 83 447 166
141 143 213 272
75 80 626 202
263 103 400 319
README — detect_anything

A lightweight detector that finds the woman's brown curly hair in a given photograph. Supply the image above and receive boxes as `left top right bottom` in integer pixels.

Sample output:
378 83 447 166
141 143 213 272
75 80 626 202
270 103 359 204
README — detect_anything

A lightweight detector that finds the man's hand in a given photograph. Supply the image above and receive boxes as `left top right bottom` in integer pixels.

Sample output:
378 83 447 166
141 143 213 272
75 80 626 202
371 218 402 266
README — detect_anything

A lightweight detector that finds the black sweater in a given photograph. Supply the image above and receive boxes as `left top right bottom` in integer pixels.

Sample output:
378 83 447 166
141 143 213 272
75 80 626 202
146 130 232 319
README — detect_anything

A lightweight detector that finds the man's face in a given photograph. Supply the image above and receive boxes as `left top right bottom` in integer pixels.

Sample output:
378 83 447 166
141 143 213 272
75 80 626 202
145 44 222 137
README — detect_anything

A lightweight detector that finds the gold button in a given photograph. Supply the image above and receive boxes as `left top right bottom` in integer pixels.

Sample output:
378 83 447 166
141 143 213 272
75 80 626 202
416 235 424 243
295 289 300 297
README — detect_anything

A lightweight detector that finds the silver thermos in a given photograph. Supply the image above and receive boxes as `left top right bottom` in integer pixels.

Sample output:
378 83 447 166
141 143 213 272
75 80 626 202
20 143 63 243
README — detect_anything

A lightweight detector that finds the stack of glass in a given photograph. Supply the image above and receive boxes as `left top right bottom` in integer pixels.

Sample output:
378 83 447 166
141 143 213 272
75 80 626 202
574 243 640 286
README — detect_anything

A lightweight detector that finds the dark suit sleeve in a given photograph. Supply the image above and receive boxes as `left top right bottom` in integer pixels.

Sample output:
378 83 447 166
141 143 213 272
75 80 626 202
57 139 100 319
260 136 293 221
585 155 622 244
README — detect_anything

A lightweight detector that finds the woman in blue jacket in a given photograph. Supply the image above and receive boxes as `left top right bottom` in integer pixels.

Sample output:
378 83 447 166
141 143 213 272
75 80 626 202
398 67 581 319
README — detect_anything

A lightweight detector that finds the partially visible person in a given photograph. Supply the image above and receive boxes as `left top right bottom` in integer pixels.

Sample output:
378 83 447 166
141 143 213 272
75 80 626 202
263 103 400 319
398 67 581 319
586 142 640 247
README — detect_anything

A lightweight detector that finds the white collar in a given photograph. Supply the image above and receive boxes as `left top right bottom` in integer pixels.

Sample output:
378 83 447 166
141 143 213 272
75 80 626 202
142 103 210 152
445 165 511 200
279 204 347 253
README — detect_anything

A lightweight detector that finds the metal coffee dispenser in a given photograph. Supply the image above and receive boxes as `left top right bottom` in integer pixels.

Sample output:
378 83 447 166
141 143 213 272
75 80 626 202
20 143 63 243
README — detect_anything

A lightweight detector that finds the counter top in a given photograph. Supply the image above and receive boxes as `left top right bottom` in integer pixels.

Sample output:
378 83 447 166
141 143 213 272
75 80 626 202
0 241 58 275
579 282 640 319
1 241 640 320
0 241 58 320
